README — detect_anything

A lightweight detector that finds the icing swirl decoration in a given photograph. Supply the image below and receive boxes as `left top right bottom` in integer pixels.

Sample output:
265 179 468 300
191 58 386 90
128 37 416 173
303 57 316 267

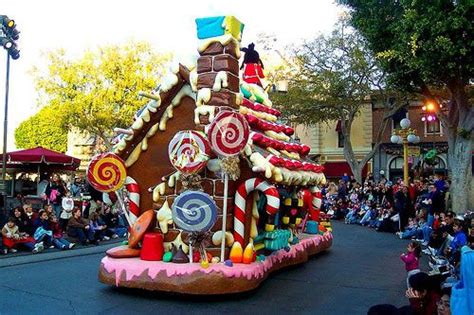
87 153 127 193
207 111 249 157
168 130 211 174
171 191 217 232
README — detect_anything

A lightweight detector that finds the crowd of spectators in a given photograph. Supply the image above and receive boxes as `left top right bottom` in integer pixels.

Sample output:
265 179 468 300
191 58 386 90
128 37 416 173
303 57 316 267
320 172 473 314
0 174 128 255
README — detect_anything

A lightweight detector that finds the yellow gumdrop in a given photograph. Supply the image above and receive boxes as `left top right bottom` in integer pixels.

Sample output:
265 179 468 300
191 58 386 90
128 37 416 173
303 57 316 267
229 242 243 263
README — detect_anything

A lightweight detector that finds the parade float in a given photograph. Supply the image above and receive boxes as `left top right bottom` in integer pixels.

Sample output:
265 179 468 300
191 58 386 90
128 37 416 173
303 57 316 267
93 16 333 295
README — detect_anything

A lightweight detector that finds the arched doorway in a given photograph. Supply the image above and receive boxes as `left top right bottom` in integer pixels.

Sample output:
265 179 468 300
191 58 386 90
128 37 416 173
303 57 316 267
389 156 404 182
423 155 447 177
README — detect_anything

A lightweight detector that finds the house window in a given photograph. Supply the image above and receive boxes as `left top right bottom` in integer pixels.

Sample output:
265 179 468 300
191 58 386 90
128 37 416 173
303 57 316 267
425 120 441 135
392 108 408 131
338 132 344 148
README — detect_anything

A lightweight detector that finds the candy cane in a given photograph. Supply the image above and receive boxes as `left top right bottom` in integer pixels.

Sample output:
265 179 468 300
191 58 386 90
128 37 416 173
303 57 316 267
125 176 140 224
234 178 280 246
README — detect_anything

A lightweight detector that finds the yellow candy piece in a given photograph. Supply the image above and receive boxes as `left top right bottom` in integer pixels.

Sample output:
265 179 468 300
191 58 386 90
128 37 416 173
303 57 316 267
243 243 255 264
223 16 243 40
229 242 243 263
201 260 209 269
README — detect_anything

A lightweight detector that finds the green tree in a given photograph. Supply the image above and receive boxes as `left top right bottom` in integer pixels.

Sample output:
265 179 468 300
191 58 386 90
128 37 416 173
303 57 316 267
14 104 68 152
272 18 405 183
31 41 172 149
340 0 473 213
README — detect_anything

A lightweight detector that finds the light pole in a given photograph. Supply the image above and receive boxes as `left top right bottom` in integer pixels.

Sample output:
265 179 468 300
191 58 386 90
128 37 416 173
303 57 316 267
2 53 10 193
0 15 20 194
390 118 420 186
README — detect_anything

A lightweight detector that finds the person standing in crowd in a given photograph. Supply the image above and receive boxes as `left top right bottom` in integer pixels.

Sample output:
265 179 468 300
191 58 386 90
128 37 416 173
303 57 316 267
400 241 421 288
337 180 347 201
69 177 84 197
67 208 98 246
394 185 409 231
45 174 67 218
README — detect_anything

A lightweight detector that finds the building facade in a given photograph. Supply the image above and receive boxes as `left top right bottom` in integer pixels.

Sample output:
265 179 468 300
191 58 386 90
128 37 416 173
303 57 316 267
296 104 373 181
372 100 448 182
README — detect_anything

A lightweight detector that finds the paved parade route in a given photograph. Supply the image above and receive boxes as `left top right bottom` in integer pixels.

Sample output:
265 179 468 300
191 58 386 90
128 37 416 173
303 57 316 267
0 221 410 314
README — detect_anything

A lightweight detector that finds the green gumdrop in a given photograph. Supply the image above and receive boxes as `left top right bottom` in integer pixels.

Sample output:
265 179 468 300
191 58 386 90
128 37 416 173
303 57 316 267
121 240 128 245
240 86 252 98
163 252 173 262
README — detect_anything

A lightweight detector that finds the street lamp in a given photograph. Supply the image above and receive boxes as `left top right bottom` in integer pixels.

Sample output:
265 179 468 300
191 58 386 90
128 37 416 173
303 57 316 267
391 118 420 186
0 15 20 194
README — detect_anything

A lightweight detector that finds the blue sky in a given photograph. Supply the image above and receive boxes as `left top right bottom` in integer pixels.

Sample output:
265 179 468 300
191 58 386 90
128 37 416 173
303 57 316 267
0 0 342 150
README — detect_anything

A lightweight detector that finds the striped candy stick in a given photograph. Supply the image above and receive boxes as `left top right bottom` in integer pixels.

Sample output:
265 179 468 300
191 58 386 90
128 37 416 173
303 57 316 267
234 178 280 246
125 176 140 224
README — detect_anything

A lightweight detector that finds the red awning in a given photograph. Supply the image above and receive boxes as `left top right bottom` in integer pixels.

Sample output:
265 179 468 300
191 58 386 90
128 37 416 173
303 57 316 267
1 147 80 167
335 120 342 132
322 161 368 178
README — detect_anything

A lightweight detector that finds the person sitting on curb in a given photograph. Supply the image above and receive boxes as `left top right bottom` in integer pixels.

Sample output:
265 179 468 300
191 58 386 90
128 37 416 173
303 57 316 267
12 207 34 238
33 210 55 249
89 212 109 241
49 214 75 250
2 217 44 253
67 208 98 246
100 205 127 238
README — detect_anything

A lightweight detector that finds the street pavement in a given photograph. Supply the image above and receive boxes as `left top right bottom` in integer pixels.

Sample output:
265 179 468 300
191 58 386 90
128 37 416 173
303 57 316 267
0 221 412 315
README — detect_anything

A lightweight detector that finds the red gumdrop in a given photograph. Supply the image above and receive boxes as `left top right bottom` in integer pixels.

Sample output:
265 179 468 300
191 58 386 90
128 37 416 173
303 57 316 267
242 98 253 109
246 114 258 126
193 251 200 263
293 161 303 169
301 145 311 156
276 141 285 150
252 133 263 142
284 126 294 135
269 156 280 165
303 163 313 171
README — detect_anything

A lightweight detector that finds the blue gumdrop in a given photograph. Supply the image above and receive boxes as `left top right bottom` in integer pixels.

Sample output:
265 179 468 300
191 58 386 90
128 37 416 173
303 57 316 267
224 259 233 267
284 246 291 252
257 254 266 262
195 17 225 39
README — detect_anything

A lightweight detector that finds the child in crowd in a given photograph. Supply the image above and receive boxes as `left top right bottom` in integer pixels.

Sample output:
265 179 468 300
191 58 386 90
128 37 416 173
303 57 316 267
2 217 43 253
33 210 54 248
89 212 110 241
400 241 421 288
49 214 75 250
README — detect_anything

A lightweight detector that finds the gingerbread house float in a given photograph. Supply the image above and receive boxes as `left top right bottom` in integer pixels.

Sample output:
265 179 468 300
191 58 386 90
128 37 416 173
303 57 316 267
98 16 333 295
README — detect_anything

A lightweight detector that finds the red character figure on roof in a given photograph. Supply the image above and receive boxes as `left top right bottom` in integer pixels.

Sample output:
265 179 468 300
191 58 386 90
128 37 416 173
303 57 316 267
240 43 265 87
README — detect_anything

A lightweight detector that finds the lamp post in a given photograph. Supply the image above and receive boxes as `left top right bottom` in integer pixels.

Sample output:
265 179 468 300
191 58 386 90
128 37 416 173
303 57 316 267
390 118 420 186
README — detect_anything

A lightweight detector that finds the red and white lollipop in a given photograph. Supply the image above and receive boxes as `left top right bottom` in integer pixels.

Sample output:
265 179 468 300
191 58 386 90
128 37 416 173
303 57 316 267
207 111 250 157
168 130 211 174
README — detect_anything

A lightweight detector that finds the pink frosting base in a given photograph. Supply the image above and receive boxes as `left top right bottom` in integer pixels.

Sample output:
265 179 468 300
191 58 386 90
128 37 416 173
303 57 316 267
102 232 333 286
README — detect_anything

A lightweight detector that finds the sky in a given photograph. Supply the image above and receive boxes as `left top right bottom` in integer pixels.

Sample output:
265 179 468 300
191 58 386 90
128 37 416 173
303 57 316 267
0 0 342 151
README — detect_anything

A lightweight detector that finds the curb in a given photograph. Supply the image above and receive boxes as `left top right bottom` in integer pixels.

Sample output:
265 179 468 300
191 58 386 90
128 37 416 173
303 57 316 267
0 241 121 268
